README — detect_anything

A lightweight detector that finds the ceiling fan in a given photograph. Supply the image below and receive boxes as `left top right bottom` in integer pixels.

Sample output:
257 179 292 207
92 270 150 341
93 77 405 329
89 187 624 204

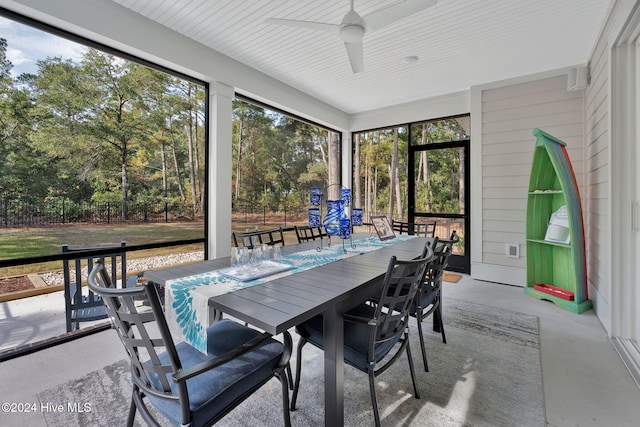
265 0 437 73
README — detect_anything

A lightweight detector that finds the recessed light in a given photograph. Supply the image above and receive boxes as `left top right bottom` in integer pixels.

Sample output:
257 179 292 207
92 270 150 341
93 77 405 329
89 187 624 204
402 55 419 65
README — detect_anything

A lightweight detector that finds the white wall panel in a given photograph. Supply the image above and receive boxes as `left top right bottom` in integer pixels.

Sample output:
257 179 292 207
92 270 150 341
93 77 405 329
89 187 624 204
477 74 586 286
584 6 611 329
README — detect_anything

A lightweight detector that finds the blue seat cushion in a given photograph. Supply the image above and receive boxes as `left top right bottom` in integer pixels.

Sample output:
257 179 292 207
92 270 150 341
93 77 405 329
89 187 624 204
410 286 437 315
297 304 402 372
147 319 284 427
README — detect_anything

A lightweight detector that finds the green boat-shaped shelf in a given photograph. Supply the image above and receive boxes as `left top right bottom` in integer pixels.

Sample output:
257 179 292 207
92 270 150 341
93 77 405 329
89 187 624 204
525 129 592 313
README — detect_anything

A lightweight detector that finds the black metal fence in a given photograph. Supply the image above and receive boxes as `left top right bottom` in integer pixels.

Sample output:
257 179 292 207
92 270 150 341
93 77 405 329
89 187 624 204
0 198 196 226
232 203 307 228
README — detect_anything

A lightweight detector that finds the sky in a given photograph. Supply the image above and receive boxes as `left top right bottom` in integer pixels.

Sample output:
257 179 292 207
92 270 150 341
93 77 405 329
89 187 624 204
0 15 84 77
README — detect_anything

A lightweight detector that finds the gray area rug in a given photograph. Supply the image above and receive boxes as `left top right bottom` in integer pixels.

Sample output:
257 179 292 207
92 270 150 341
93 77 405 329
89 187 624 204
38 298 544 426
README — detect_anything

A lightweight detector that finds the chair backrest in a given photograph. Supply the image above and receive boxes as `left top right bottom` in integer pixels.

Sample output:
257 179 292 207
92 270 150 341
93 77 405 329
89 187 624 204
438 230 459 261
368 253 432 360
414 221 436 238
391 219 410 234
424 236 453 290
62 241 129 332
420 237 439 259
232 227 285 249
393 219 436 237
87 261 187 414
294 225 325 243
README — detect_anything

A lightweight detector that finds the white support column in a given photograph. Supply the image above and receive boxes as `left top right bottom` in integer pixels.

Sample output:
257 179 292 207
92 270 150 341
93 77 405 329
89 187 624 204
341 131 352 188
208 81 234 259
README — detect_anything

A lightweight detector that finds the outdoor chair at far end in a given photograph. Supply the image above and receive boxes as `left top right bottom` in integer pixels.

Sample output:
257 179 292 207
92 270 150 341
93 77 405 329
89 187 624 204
410 236 453 372
232 227 286 249
294 225 326 243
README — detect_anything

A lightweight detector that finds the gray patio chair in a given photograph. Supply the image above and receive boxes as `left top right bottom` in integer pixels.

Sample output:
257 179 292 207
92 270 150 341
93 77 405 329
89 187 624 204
291 253 432 427
410 236 453 371
294 225 326 243
439 229 460 251
62 241 139 332
414 221 436 237
87 260 293 427
391 219 411 234
232 227 285 249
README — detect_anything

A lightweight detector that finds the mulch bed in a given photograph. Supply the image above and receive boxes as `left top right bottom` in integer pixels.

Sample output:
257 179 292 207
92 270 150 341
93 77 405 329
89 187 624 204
0 275 35 293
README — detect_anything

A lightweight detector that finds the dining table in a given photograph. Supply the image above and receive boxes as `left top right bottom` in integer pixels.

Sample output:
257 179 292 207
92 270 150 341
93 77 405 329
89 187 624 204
144 232 430 426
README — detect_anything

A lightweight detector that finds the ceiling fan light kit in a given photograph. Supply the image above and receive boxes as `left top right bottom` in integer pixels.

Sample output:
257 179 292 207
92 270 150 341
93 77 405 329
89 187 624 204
266 0 437 73
339 24 365 43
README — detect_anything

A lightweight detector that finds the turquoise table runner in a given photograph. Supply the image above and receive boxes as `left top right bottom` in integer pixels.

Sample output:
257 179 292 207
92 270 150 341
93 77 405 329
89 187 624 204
166 235 416 352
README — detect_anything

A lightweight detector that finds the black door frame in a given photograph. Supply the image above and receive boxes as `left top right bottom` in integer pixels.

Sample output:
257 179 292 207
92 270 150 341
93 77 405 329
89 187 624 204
407 137 470 274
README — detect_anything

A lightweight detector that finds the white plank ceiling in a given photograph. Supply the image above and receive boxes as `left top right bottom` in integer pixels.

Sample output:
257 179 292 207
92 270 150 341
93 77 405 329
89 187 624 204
109 0 612 115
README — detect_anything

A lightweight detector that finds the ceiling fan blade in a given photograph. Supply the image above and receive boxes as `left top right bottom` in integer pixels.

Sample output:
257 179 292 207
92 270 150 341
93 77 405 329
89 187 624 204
364 0 437 32
344 41 364 73
265 18 340 35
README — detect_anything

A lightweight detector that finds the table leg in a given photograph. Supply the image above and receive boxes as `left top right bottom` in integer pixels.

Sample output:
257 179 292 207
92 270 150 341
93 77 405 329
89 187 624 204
323 303 344 427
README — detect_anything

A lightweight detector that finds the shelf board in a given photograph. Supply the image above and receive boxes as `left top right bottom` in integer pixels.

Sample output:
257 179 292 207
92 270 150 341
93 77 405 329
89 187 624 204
528 190 563 195
524 286 592 313
526 238 570 248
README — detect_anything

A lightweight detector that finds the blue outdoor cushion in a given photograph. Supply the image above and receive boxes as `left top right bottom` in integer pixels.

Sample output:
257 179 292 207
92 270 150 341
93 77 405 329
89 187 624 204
410 286 437 314
297 304 401 372
147 319 284 427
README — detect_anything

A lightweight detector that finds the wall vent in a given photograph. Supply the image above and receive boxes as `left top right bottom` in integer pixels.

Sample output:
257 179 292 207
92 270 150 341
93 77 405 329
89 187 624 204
506 243 519 258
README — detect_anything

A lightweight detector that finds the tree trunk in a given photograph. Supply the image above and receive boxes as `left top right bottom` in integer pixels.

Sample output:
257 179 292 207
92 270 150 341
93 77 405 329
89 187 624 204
373 167 378 214
327 131 340 199
422 124 431 212
235 115 244 201
160 138 168 198
459 147 465 215
394 129 402 219
171 137 186 200
186 119 197 215
121 139 129 221
387 165 394 219
354 133 361 208
365 133 372 216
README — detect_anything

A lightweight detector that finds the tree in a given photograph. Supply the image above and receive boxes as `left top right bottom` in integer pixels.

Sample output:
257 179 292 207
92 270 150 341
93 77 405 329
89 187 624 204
0 38 55 201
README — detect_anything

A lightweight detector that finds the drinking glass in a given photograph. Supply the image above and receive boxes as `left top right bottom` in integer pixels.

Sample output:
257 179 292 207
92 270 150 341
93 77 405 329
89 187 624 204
231 247 248 269
253 244 268 265
308 208 321 227
270 245 283 262
351 208 363 226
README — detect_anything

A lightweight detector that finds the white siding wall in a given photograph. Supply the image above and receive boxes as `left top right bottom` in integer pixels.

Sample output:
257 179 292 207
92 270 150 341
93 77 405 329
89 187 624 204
584 15 611 329
479 75 585 285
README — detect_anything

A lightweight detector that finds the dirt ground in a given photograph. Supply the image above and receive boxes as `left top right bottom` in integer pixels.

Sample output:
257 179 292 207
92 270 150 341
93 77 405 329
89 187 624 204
0 275 34 293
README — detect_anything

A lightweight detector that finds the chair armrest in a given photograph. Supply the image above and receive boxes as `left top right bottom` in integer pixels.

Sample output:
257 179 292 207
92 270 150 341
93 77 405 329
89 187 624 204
172 331 273 383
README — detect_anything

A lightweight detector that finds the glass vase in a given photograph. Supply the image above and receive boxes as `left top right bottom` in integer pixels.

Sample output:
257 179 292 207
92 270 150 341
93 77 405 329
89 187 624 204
323 200 343 236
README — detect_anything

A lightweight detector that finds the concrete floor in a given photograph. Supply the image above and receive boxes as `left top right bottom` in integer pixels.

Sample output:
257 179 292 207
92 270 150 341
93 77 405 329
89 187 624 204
1 275 639 426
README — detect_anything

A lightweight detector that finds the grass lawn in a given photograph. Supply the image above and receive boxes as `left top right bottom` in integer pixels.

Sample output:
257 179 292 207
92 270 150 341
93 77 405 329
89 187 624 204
0 215 361 278
0 222 206 277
